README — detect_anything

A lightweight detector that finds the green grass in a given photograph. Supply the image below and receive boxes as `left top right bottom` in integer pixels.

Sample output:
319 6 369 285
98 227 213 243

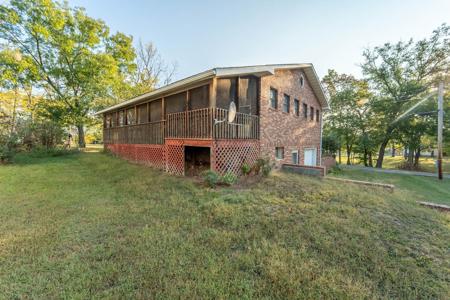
0 151 449 298
330 168 450 206
341 155 450 174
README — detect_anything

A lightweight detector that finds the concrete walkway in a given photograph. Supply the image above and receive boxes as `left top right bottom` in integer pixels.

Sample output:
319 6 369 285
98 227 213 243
340 164 450 179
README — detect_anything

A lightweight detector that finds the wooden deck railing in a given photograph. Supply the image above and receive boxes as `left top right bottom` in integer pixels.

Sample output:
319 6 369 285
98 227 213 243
166 107 259 140
104 108 259 144
212 108 260 140
103 121 165 145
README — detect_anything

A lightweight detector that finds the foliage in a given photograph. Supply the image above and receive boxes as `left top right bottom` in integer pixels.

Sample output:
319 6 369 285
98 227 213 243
323 24 449 169
0 132 18 163
202 170 220 187
0 0 136 147
220 171 238 185
360 24 449 168
255 157 273 176
0 151 448 298
328 164 343 174
321 131 340 156
241 163 251 176
28 146 79 158
322 69 372 165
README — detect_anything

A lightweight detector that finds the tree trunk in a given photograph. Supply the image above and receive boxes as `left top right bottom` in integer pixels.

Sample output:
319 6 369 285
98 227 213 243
363 148 368 167
407 145 414 167
391 144 396 157
346 145 351 165
338 148 341 164
414 147 421 167
10 88 18 134
77 124 86 148
368 152 373 167
375 137 390 168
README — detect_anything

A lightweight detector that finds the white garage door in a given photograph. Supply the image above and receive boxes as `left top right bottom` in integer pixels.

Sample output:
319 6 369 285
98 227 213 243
304 148 317 166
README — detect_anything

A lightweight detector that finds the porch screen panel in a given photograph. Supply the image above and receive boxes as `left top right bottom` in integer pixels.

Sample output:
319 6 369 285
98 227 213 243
150 99 162 122
165 92 186 115
216 78 237 109
126 108 136 125
137 103 148 124
189 85 209 110
111 112 117 127
239 76 258 115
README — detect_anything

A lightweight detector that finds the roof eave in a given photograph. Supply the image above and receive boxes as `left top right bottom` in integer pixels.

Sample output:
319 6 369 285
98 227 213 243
95 69 216 115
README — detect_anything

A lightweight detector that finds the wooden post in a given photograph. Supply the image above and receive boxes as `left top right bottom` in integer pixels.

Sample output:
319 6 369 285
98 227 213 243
185 91 189 137
135 105 138 124
209 78 217 108
161 98 165 141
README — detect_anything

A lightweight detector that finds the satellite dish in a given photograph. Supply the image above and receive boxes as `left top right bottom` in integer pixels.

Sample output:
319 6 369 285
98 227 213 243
214 100 239 125
228 101 237 123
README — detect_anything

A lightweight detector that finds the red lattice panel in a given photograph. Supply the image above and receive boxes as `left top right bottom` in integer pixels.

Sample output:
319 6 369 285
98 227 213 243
105 144 165 170
165 140 185 176
212 140 260 176
135 144 165 170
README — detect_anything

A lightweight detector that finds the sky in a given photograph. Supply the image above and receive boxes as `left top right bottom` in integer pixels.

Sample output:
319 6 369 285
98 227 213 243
61 0 449 80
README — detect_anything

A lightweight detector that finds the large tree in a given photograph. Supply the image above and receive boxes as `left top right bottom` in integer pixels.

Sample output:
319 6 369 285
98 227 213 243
361 24 449 168
322 69 371 165
0 0 136 147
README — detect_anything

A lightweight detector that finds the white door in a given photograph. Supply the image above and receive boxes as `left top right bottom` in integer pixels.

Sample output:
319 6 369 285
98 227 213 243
304 148 317 166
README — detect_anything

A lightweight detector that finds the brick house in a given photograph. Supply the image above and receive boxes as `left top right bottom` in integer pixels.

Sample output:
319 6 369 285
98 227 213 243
97 64 329 176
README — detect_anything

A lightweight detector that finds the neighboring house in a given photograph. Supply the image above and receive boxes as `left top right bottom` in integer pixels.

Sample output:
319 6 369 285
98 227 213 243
97 64 329 176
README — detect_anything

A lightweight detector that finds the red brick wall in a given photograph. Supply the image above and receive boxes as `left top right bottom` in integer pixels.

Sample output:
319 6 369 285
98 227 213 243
259 69 323 167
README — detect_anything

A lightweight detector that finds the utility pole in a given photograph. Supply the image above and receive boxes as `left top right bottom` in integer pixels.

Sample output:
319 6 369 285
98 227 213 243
437 82 444 180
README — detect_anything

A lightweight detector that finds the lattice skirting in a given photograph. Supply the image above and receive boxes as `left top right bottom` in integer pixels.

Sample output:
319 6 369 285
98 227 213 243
105 144 165 170
165 140 185 176
212 140 260 176
105 139 260 177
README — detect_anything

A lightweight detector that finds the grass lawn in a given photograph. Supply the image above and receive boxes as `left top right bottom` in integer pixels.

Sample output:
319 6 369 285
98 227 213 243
340 155 450 174
382 156 450 174
329 168 450 206
0 150 449 298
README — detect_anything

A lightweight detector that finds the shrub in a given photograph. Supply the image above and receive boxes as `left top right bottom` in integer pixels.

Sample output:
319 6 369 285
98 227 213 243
221 172 238 186
255 157 273 176
0 145 15 164
202 170 220 188
241 163 251 175
0 133 19 164
329 165 343 174
29 147 79 158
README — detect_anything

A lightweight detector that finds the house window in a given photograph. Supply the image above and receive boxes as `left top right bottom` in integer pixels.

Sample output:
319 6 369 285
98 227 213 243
292 150 299 164
316 109 320 122
294 99 300 116
303 103 308 118
310 107 314 121
300 75 305 88
283 94 290 113
275 147 284 160
270 88 278 109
